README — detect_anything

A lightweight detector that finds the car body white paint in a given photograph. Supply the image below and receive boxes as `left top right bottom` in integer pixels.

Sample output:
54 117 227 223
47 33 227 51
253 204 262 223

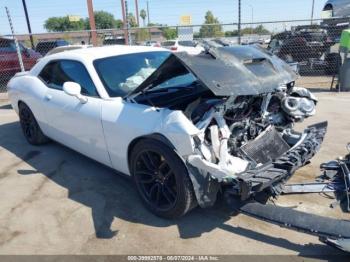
7 45 200 175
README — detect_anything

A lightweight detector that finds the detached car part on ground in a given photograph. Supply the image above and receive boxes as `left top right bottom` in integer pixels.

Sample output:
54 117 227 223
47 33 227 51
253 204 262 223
7 45 350 252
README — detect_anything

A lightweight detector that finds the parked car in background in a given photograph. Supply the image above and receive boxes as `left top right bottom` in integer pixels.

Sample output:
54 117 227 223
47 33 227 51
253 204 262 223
144 40 161 47
0 37 41 80
268 26 340 75
35 40 69 56
103 36 126 46
322 0 350 18
161 40 204 55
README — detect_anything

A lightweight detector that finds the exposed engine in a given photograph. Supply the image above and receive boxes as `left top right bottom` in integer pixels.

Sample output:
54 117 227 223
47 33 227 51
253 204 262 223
187 86 317 178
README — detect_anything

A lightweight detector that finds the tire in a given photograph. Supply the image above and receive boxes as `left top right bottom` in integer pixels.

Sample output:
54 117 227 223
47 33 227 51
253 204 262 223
130 139 197 219
18 102 50 145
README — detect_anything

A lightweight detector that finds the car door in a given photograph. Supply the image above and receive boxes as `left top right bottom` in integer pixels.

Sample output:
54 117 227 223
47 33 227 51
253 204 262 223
39 60 111 166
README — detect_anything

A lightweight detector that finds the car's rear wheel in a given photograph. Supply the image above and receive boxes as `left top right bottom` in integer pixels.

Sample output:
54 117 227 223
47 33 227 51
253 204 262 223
19 102 50 145
130 139 196 218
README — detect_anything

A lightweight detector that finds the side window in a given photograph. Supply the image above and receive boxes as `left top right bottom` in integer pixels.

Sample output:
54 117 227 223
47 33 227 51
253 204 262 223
39 60 98 97
0 40 16 52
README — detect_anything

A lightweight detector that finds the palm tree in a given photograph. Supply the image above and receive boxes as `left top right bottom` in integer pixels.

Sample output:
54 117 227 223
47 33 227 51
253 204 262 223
140 9 147 27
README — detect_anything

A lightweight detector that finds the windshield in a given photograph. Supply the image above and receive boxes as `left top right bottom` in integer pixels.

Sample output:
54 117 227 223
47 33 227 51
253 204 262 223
94 51 170 97
152 73 197 90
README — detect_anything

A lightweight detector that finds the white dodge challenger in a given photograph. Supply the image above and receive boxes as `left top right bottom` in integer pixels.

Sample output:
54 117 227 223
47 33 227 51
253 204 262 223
7 45 326 218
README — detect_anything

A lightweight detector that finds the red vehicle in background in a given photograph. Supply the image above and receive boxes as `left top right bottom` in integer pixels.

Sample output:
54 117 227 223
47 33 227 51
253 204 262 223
0 37 42 81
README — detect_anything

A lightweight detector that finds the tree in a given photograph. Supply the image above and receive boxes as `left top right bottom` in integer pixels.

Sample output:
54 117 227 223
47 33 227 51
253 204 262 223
136 28 150 42
44 16 85 32
84 11 122 30
225 30 238 37
127 13 138 27
199 11 224 38
162 27 177 40
45 12 123 32
115 19 123 29
95 11 116 29
254 25 270 35
140 9 147 27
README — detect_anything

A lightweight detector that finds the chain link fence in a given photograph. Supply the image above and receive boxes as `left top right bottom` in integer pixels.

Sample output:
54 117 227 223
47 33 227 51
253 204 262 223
1 17 349 92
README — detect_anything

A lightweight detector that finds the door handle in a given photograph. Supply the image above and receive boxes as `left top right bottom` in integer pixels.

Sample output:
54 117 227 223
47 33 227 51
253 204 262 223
45 94 52 101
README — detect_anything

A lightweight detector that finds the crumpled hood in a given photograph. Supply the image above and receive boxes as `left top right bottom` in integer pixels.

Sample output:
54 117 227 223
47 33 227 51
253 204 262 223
129 45 298 97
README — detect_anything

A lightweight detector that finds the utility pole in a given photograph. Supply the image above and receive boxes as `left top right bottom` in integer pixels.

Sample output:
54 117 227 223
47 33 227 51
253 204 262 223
86 0 97 46
121 0 129 44
147 0 150 25
125 0 132 45
311 0 315 24
21 0 34 49
238 0 241 45
5 7 24 72
249 4 254 35
135 0 139 27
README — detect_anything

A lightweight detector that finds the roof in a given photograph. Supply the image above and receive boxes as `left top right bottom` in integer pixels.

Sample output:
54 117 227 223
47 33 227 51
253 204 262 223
30 44 170 76
45 45 168 61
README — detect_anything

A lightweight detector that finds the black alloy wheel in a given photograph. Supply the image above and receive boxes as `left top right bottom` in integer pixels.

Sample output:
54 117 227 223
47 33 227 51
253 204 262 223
19 103 49 145
134 150 178 211
131 139 196 218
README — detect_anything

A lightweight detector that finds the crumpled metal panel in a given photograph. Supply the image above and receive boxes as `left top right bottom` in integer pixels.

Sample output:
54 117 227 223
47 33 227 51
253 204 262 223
130 45 298 97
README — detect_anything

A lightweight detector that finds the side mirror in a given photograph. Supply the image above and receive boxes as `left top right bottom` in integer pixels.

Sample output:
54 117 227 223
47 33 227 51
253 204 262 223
63 82 88 104
347 143 350 153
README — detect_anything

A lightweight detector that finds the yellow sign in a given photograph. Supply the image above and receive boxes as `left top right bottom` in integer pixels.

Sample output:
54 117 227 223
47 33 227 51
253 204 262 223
180 15 192 25
68 15 81 22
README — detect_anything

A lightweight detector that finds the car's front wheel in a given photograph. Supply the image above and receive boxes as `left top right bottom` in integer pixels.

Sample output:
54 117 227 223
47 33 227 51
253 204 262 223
18 102 50 145
130 139 196 218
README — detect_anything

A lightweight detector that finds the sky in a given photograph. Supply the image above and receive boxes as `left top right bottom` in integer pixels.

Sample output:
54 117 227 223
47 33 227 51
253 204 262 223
0 0 329 35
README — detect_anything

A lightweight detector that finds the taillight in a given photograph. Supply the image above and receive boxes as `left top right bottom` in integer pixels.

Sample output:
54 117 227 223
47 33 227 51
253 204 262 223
170 46 178 51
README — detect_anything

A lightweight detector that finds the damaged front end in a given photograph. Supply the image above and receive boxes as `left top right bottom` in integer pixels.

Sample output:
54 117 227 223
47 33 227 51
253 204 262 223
128 45 325 207
125 45 350 252
186 90 326 207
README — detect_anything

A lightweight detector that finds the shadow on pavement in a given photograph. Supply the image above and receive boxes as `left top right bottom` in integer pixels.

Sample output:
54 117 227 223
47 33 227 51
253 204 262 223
0 120 344 256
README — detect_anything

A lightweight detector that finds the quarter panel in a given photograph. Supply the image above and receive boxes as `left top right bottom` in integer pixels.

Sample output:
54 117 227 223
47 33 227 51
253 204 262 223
101 99 199 175
7 75 50 134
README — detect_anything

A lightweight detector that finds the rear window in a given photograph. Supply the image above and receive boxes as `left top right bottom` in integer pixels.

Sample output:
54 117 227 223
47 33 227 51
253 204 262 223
302 32 326 42
162 41 176 47
178 41 196 47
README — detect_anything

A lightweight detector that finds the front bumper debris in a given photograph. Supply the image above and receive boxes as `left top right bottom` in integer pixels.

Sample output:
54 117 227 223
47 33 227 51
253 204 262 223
187 122 327 208
231 121 328 200
235 201 350 253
